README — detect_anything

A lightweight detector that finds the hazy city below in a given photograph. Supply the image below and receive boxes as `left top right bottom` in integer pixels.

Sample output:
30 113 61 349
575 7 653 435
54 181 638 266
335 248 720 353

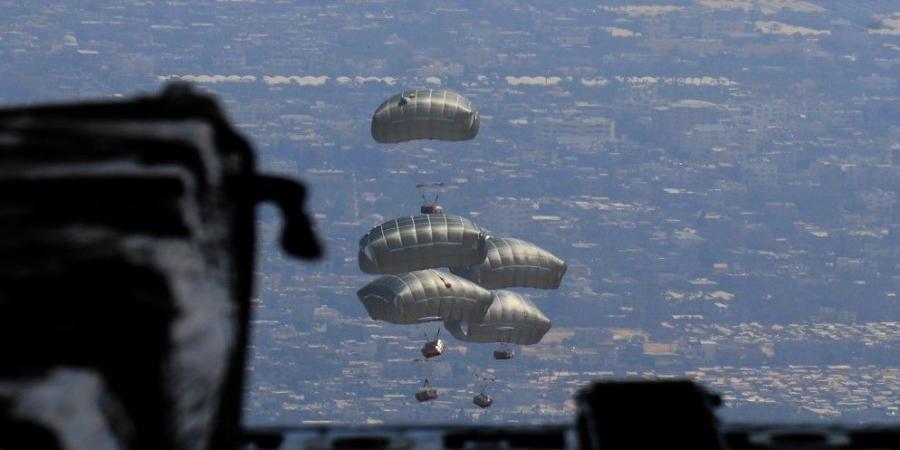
2 0 899 425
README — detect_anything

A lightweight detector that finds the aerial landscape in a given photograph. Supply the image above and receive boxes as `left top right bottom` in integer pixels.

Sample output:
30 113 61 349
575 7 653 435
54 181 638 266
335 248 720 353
2 0 899 426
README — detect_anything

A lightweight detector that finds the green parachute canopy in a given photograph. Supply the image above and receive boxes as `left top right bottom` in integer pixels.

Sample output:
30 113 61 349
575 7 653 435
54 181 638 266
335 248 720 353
358 214 487 274
450 237 567 290
371 89 480 143
356 270 495 325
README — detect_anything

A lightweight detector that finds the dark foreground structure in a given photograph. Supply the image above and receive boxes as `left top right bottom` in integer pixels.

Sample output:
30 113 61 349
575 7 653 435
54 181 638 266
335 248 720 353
1 87 897 450
0 85 320 450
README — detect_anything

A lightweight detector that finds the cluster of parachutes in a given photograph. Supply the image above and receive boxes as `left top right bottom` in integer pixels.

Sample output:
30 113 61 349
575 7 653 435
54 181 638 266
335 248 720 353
357 89 566 406
356 222 567 347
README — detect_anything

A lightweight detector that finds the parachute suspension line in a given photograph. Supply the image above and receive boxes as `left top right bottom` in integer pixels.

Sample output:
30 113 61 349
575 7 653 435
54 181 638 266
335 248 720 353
425 326 442 342
416 182 444 205
421 192 439 205
351 172 359 220
476 374 493 394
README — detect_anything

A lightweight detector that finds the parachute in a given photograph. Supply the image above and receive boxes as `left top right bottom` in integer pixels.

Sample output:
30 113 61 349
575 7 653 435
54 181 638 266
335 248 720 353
358 214 487 274
356 270 495 325
371 89 480 143
444 290 551 345
450 237 567 290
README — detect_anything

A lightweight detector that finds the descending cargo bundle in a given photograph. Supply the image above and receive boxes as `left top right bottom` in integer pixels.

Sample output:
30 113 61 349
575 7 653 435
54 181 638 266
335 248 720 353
444 290 551 346
371 89 480 143
450 237 567 290
356 270 495 325
358 214 487 274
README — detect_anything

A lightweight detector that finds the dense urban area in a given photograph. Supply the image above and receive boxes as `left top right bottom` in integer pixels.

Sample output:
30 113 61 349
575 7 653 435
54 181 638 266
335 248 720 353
2 0 899 425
